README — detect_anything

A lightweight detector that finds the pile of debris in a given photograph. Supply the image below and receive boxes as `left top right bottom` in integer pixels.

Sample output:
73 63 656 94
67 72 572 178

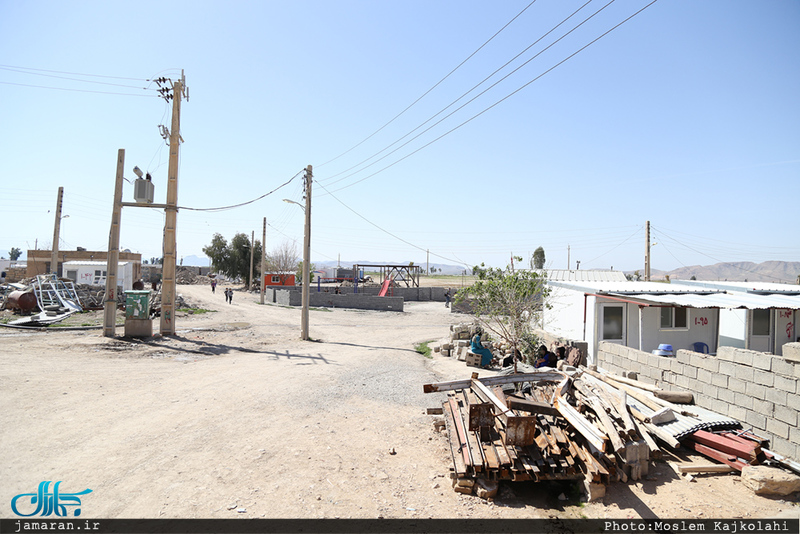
175 266 214 285
424 365 798 500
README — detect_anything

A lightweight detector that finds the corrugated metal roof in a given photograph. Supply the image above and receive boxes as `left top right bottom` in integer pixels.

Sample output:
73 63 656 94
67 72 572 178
64 261 130 266
543 270 628 282
679 280 800 295
548 280 800 310
626 398 741 440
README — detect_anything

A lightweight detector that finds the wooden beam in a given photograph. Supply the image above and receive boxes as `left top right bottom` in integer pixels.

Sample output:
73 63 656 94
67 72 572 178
553 395 608 453
423 371 565 393
677 464 736 474
442 401 468 476
506 395 559 416
585 397 626 454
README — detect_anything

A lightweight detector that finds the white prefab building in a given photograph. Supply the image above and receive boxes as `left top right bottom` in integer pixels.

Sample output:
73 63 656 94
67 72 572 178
544 280 800 364
63 261 135 291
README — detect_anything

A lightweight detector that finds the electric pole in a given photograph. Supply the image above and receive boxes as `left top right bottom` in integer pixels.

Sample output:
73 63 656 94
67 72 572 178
249 230 255 291
301 165 312 341
50 186 64 275
104 150 125 337
260 217 266 305
645 220 651 282
567 245 570 270
160 71 187 336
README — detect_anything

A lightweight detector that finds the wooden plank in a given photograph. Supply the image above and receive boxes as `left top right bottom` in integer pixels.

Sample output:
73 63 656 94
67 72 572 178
643 421 681 449
506 395 560 416
442 401 468 476
470 379 514 426
458 391 485 472
615 391 639 437
586 397 627 454
447 397 474 470
423 371 566 394
632 416 662 459
678 464 736 474
654 390 694 404
426 407 443 415
554 395 608 453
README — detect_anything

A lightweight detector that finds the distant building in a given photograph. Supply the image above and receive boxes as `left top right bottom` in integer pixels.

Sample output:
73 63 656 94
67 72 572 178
26 249 142 281
264 272 295 286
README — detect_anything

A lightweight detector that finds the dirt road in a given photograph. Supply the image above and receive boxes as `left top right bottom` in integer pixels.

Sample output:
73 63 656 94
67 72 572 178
1 284 797 519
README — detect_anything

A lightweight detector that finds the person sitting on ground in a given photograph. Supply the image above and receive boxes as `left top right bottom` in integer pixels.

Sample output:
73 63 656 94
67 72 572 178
534 345 556 368
470 328 496 369
501 348 522 368
555 346 566 362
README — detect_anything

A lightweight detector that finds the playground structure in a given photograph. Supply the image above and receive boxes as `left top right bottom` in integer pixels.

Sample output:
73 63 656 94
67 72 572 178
353 264 421 296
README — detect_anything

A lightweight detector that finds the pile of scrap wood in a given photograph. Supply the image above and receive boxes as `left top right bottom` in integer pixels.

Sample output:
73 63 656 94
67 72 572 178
424 369 653 496
424 364 786 498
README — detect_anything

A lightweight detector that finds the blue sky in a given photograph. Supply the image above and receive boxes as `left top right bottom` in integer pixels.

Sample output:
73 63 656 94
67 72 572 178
1 0 798 273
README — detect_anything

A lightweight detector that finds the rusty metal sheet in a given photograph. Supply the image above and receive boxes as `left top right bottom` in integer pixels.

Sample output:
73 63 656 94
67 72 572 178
468 403 493 432
505 415 538 447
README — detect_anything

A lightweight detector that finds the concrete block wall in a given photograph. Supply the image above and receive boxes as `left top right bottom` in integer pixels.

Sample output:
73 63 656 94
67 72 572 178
597 341 800 460
274 289 404 311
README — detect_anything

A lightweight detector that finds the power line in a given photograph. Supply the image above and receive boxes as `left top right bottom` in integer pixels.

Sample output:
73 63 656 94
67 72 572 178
323 0 658 193
317 0 539 169
315 181 469 268
319 0 596 185
177 170 304 212
0 64 152 81
0 66 157 90
0 80 160 97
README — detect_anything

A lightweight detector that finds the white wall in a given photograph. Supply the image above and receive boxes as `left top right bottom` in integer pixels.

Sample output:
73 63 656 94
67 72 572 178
719 308 747 349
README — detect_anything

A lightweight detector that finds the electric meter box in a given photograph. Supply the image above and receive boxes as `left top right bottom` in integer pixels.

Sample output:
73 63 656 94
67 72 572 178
133 178 155 204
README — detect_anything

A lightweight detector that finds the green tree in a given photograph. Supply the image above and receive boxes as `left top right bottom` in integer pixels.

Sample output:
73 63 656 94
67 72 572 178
296 261 316 284
531 247 546 269
203 232 262 285
455 257 550 372
9 247 22 261
266 241 299 285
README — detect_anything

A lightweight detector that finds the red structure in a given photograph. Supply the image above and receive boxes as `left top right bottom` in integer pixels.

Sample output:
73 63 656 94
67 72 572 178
263 272 295 287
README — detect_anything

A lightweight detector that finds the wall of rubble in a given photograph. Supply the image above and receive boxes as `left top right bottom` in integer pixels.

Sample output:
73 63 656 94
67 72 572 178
597 341 800 460
266 286 449 304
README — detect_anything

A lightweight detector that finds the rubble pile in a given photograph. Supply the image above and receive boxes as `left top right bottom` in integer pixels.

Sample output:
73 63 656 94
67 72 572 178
175 266 214 285
425 363 795 500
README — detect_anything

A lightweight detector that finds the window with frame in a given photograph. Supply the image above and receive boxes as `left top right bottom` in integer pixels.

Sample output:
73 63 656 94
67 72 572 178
271 275 281 284
660 307 688 329
602 306 624 340
752 309 770 336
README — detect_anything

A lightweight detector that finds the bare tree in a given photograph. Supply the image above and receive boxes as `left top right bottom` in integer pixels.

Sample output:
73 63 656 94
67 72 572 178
267 241 299 285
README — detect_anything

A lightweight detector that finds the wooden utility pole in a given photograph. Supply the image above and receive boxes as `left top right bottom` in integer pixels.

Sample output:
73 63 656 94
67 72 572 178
260 217 267 304
645 220 651 282
301 165 312 340
104 150 125 337
160 71 186 336
50 186 64 275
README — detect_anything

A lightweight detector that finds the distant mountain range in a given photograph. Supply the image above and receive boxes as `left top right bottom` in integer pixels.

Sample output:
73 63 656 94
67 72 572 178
627 261 800 284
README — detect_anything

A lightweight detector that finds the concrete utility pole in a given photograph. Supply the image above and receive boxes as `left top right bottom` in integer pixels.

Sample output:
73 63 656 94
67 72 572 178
567 245 570 270
160 71 186 336
50 186 64 275
103 150 125 337
645 220 651 282
260 217 266 305
301 165 312 341
249 230 255 291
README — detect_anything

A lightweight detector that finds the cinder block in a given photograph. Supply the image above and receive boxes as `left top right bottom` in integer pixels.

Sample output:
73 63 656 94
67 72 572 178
734 392 754 410
770 437 797 461
734 349 755 367
728 404 747 422
647 354 662 369
774 375 798 393
670 359 685 374
697 368 713 385
728 377 747 394
717 387 735 403
771 357 795 376
674 374 690 389
718 360 736 378
709 398 730 416
734 365 755 382
766 418 790 440
745 381 766 399
716 347 736 362
700 382 718 400
753 369 774 387
774 405 798 426
683 365 698 379
743 410 767 431
711 372 728 388
752 398 774 417
765 388 788 406
698 356 720 373
751 353 773 371
689 353 707 369
676 351 692 365
789 426 800 448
